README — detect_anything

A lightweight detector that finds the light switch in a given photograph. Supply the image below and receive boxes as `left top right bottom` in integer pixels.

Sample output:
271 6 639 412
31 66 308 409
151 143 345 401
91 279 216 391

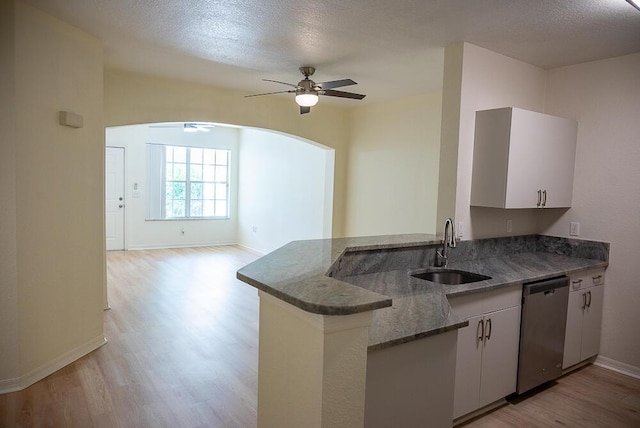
570 222 580 236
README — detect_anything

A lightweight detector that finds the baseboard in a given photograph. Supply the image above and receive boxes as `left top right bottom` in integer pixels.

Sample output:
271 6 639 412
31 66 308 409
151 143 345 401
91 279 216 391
0 376 22 394
453 399 507 426
594 355 640 379
0 335 107 394
236 243 267 255
126 241 237 250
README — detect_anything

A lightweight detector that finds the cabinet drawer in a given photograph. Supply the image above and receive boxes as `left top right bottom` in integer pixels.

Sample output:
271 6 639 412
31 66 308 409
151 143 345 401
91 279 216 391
570 268 605 292
449 284 522 320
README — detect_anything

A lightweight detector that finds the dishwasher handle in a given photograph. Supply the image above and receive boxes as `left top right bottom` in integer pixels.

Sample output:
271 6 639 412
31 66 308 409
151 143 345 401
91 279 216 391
523 276 569 296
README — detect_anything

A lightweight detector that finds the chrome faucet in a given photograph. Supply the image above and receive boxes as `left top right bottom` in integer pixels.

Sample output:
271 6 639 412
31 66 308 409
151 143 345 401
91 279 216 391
435 218 456 267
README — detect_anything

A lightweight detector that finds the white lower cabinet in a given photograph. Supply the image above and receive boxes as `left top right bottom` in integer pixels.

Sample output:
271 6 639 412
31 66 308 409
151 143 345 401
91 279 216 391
563 270 605 369
449 284 522 420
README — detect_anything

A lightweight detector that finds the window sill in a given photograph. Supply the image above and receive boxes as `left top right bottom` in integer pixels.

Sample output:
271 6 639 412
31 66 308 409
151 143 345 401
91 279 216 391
145 217 230 221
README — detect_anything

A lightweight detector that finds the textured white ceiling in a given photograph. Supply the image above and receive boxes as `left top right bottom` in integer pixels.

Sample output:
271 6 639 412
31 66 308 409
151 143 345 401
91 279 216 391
23 0 640 104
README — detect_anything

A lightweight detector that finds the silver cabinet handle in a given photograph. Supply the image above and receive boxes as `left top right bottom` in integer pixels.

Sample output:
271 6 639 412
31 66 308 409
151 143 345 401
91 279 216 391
592 275 603 285
542 189 547 207
587 290 592 308
485 318 492 341
477 319 485 344
537 189 542 207
582 292 587 309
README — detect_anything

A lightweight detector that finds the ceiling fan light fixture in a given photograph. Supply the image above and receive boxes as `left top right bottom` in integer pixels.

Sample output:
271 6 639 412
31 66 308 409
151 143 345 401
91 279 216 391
295 93 319 107
184 123 198 133
627 0 640 11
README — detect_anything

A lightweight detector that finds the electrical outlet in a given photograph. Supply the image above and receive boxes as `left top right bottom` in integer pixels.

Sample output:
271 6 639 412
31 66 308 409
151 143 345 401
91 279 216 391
252 226 257 233
506 219 513 233
570 222 580 236
456 221 463 238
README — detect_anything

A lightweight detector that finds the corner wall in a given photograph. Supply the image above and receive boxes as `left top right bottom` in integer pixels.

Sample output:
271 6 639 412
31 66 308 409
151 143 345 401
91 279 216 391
0 0 19 386
542 53 640 370
237 128 334 254
440 43 548 239
9 1 105 388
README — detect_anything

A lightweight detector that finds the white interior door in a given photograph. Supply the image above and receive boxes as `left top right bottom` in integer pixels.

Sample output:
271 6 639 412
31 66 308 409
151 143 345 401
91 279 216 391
106 147 125 250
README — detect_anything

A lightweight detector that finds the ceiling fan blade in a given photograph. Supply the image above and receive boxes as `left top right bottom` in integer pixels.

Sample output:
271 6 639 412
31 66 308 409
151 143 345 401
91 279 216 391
315 79 357 90
321 89 366 100
263 79 300 88
245 90 295 98
300 106 311 115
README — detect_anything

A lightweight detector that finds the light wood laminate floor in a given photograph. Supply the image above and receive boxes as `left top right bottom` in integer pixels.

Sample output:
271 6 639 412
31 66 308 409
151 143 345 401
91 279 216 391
1 246 639 427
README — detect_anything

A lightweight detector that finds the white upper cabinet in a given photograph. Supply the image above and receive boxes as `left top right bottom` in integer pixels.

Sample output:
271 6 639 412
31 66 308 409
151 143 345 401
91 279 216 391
471 107 578 209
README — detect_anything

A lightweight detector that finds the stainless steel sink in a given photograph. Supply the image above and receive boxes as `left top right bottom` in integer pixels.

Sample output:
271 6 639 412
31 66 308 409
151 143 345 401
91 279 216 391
410 269 491 285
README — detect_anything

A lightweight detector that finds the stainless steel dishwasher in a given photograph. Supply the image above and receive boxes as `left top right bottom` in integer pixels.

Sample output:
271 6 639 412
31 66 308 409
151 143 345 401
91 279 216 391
516 275 569 394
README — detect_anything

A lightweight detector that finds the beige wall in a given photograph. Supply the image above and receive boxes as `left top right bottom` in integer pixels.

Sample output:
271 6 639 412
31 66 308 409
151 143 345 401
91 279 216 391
345 93 442 236
104 70 351 237
10 2 105 382
541 53 640 369
0 0 19 384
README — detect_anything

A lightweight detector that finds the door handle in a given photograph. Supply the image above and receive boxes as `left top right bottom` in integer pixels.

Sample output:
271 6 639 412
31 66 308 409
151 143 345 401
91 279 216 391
485 318 492 341
537 189 542 208
542 189 547 207
477 319 485 344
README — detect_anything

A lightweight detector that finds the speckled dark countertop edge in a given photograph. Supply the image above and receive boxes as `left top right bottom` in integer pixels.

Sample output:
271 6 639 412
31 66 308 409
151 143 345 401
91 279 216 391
236 233 441 315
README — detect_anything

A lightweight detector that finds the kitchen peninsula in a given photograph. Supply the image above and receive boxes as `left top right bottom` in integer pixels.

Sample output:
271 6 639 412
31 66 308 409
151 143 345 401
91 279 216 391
237 234 609 428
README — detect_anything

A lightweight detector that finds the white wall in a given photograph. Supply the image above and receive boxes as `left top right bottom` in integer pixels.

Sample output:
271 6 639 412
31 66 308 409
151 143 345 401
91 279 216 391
450 43 548 239
345 93 442 236
0 1 105 391
541 53 640 370
238 128 334 253
106 124 240 249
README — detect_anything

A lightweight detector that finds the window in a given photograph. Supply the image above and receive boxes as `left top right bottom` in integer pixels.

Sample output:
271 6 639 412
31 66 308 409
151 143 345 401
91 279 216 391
147 144 230 219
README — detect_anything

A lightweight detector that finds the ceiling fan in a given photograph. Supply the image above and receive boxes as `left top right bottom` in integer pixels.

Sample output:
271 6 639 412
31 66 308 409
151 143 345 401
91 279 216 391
245 67 366 114
149 122 215 133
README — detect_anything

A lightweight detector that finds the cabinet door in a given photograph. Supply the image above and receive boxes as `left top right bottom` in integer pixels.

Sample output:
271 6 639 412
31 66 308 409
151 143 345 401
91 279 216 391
453 314 484 419
563 290 585 369
504 109 547 208
479 306 521 408
536 114 577 208
581 284 604 360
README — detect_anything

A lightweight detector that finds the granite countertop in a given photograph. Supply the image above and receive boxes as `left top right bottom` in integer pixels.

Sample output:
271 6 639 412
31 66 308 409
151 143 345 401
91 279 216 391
237 234 608 351
236 234 442 315
340 252 608 350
